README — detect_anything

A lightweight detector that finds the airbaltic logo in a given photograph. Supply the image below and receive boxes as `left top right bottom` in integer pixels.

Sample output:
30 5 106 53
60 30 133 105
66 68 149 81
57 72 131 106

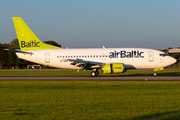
21 40 40 48
109 50 144 58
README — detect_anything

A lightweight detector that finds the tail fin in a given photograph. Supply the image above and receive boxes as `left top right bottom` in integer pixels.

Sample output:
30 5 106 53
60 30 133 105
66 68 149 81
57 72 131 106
12 17 61 51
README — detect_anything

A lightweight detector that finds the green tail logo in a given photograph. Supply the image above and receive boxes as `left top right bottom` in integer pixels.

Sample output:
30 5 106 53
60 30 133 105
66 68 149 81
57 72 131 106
12 17 61 51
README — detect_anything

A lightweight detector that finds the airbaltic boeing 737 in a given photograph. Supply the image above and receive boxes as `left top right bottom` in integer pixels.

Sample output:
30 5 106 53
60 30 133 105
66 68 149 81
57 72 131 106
9 17 176 76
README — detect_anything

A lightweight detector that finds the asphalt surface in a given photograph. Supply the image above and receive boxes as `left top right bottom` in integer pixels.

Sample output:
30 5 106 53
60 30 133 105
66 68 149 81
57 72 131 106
0 76 180 81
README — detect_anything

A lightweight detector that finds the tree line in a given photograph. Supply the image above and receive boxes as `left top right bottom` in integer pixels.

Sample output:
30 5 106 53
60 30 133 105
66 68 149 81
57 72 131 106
0 39 61 69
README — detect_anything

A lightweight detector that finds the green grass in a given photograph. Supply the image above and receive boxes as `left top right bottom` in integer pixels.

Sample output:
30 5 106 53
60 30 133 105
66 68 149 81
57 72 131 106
1 81 180 119
0 69 180 76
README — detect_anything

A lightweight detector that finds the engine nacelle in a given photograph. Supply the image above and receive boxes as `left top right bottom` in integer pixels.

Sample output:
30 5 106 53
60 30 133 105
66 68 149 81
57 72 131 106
103 63 126 74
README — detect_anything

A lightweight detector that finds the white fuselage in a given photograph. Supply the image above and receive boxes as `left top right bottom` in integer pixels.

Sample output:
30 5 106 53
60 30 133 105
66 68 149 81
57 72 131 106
16 48 176 70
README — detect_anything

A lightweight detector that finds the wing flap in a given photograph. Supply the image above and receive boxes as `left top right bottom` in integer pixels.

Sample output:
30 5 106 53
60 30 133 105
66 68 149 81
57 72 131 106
67 59 104 69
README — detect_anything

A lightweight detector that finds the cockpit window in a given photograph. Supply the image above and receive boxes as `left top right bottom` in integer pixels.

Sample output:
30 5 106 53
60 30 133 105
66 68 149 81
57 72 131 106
159 53 168 57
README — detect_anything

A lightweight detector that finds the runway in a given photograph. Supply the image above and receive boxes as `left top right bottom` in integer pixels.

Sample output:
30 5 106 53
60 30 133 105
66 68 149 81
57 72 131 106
0 76 180 81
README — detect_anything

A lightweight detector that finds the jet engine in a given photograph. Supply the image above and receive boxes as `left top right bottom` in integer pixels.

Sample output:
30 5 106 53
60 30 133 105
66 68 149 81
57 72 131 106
103 63 126 74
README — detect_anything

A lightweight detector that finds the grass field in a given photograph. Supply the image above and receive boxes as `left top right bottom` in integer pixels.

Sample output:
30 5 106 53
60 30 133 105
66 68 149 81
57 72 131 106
0 69 180 76
1 69 180 119
1 81 180 120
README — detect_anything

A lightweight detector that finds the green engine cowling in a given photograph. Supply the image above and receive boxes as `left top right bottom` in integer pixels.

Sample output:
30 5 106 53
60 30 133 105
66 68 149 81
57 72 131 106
103 63 126 74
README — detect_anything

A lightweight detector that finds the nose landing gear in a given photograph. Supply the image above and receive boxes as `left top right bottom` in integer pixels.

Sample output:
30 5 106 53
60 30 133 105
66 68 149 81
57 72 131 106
153 72 157 76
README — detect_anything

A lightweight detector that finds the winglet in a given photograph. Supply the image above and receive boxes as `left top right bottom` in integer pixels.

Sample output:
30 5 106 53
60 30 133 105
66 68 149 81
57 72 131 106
12 17 61 51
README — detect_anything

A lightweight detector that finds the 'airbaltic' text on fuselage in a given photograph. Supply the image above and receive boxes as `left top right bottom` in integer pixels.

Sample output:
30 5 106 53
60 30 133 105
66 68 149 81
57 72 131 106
109 50 144 58
21 41 40 48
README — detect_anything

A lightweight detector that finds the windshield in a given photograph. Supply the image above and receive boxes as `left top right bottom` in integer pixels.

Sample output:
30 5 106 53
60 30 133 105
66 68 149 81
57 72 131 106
159 53 168 57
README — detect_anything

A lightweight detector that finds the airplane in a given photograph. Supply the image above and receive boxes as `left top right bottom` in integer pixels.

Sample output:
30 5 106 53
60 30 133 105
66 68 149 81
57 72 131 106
8 17 176 76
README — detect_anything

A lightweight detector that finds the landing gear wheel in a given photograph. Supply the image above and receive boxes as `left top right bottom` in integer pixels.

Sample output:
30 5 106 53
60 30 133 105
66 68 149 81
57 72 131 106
91 71 96 77
154 72 157 76
91 71 99 77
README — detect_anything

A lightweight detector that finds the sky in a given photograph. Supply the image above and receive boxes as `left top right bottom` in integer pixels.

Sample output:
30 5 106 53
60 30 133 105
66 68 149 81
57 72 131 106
1 0 180 49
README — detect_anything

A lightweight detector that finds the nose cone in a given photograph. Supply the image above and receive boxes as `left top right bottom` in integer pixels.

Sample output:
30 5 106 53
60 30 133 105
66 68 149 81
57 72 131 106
172 57 177 64
169 57 176 65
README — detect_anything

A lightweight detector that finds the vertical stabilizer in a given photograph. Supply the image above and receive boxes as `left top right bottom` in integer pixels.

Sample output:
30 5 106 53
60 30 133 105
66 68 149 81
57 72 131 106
12 17 61 51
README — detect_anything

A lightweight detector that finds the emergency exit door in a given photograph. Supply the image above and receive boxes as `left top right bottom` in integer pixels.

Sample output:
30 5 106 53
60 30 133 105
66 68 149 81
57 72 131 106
45 53 50 63
149 51 154 62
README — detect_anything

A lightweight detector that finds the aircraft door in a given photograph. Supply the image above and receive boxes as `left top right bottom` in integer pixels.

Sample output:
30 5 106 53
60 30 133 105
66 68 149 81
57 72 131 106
45 53 50 63
149 51 154 62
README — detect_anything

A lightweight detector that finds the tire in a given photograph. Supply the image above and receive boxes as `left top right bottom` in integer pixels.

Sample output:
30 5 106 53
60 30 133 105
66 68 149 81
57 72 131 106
91 71 96 77
154 72 157 76
95 71 99 76
91 71 99 77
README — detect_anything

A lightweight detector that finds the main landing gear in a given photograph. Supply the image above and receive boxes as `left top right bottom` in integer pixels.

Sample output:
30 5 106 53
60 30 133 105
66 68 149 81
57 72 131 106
91 69 99 77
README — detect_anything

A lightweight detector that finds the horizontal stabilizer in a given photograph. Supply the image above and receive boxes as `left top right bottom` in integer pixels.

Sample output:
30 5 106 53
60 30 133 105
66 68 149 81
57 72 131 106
4 49 33 55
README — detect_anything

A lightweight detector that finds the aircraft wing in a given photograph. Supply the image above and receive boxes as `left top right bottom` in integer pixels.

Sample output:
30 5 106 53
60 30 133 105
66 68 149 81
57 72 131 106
67 59 104 70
